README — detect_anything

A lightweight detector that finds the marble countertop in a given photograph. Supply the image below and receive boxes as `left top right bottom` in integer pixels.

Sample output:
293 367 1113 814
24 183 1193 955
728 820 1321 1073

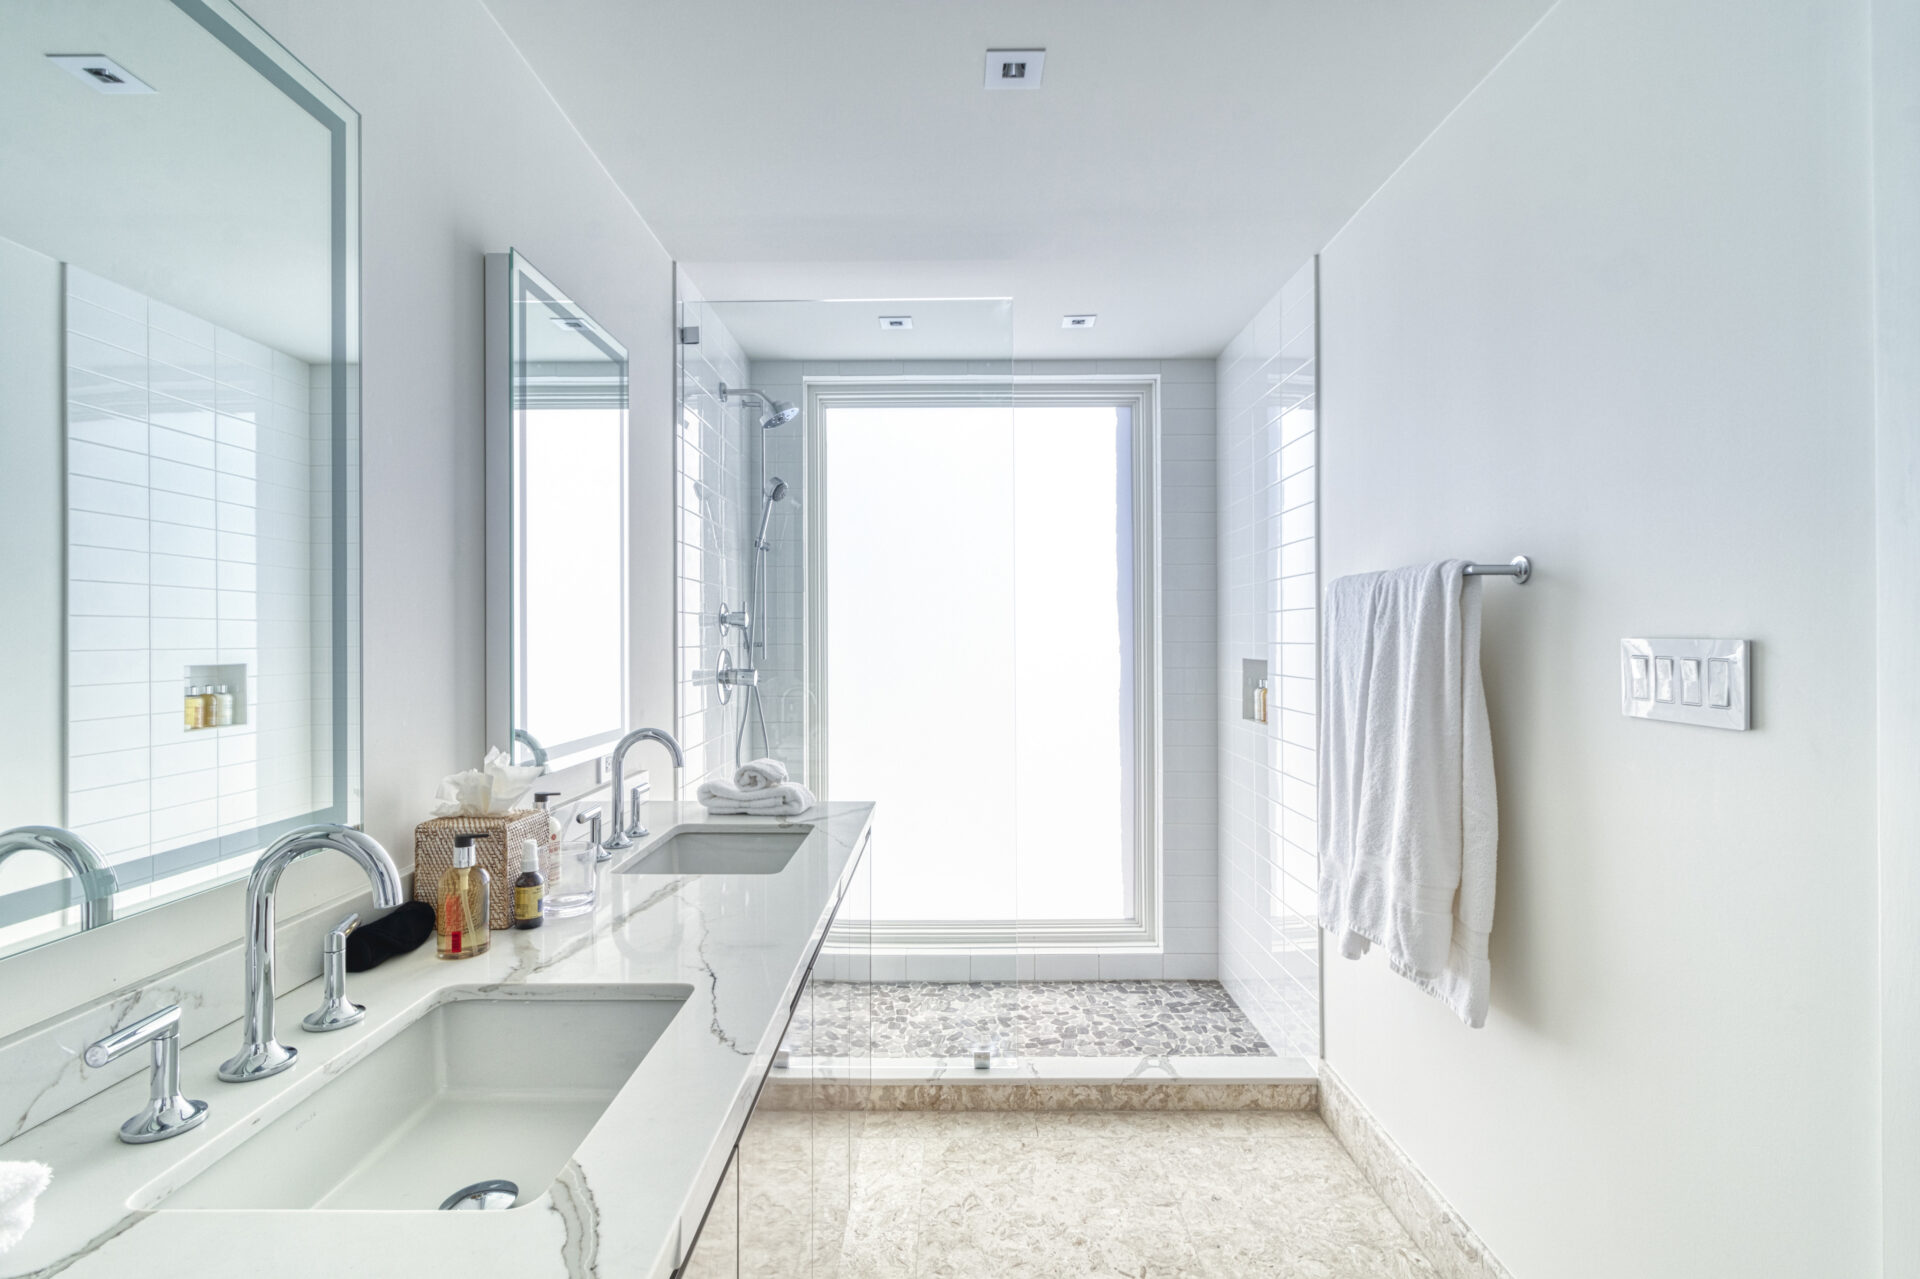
0 801 873 1279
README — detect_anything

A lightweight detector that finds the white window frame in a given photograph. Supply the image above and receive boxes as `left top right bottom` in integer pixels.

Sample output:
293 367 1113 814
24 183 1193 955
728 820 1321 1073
805 377 1163 952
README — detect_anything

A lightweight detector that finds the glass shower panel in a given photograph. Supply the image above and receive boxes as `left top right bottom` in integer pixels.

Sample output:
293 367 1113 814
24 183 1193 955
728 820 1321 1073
677 295 1024 1088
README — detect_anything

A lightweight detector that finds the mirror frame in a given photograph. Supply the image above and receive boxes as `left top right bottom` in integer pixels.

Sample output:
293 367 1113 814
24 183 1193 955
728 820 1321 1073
484 250 631 773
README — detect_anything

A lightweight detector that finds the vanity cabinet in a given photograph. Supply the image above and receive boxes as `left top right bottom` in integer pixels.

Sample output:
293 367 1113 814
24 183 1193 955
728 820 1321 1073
679 828 872 1279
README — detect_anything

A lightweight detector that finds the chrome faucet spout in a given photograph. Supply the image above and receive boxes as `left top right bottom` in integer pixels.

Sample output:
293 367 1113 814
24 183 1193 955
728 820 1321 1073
0 825 117 930
218 825 402 1083
604 727 684 852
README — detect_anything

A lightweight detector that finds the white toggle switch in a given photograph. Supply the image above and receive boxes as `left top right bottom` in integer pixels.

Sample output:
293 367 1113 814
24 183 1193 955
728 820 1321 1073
1708 659 1732 708
1680 658 1702 706
1621 639 1750 730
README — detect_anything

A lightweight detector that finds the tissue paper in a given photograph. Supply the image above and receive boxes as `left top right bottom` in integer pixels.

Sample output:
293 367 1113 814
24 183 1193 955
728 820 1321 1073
429 747 545 817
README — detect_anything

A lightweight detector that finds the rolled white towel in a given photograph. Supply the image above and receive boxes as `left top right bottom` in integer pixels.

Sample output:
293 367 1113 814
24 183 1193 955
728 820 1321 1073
734 758 788 792
696 778 816 817
0 1161 51 1253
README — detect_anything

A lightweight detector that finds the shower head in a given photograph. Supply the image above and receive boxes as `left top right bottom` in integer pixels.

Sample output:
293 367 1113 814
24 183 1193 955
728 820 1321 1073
719 382 798 429
755 476 788 548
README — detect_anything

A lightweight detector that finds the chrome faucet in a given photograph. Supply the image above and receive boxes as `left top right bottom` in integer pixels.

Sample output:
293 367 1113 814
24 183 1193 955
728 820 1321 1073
218 825 402 1083
0 825 117 930
603 727 684 851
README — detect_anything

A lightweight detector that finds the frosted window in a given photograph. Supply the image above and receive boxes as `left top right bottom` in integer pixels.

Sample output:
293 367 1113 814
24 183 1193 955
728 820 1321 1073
824 404 1134 925
520 407 625 750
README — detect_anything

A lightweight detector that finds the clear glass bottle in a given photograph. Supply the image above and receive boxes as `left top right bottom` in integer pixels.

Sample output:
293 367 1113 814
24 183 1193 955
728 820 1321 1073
212 684 234 727
436 834 492 959
185 685 205 730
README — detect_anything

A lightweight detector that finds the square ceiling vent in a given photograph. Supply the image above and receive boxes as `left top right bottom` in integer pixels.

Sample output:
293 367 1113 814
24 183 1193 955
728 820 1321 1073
984 49 1045 90
46 54 155 94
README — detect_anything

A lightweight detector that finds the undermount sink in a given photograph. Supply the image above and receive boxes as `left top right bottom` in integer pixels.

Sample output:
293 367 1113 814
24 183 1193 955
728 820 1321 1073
157 988 688 1212
620 825 810 875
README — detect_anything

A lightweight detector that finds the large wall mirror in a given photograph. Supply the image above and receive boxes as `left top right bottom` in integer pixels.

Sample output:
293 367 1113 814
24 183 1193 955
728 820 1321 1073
0 0 360 961
485 252 629 772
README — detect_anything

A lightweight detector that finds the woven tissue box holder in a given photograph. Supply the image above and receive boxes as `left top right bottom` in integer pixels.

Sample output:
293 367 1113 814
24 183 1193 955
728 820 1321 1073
413 811 555 930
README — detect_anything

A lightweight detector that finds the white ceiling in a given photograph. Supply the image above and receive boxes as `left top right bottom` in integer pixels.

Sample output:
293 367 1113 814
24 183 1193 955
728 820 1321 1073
484 0 1548 360
0 0 333 361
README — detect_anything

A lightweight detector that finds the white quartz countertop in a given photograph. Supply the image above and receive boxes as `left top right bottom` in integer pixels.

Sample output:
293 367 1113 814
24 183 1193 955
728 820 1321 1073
0 801 873 1279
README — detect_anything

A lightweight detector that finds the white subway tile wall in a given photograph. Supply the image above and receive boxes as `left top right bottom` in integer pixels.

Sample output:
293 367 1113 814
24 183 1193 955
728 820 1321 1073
1216 260 1319 1057
672 273 755 793
63 267 336 909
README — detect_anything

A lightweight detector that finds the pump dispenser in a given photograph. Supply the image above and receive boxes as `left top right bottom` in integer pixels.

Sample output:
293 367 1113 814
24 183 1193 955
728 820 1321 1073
436 834 492 959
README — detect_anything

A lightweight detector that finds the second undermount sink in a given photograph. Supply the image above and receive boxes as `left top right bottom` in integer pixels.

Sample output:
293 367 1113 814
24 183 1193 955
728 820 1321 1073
620 825 811 876
157 987 689 1212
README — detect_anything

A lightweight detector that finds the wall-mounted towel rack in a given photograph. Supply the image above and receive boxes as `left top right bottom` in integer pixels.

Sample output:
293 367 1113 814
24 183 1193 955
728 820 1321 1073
1463 556 1532 584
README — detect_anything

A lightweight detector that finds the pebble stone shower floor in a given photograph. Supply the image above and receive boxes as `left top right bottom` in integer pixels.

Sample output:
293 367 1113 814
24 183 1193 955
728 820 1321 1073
786 980 1277 1058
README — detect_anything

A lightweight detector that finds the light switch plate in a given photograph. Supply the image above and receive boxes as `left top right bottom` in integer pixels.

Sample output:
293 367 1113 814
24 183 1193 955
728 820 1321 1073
1621 638 1749 730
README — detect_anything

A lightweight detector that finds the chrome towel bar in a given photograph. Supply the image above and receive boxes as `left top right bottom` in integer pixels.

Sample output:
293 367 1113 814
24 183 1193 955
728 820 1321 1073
1462 556 1532 583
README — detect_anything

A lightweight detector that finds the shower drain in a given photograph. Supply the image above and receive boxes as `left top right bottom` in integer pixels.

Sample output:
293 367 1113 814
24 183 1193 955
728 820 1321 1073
439 1179 519 1211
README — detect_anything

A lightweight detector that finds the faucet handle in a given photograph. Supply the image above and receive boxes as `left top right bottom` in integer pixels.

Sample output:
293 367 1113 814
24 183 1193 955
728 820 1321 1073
303 914 365 1033
86 1004 208 1144
628 783 651 840
575 806 607 863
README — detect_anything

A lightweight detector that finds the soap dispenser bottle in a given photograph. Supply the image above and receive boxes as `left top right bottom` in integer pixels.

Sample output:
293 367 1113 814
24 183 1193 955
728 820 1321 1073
436 834 492 959
534 791 562 862
512 838 546 929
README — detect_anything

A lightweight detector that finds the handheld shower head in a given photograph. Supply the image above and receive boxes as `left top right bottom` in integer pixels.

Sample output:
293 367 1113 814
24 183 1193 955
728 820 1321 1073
718 382 798 429
756 476 788 547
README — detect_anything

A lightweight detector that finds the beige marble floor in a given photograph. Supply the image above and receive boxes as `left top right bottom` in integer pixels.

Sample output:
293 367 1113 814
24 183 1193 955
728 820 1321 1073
822 1110 1437 1278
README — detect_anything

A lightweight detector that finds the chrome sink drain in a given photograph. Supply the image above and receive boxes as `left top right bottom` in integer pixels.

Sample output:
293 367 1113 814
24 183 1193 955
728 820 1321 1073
439 1179 519 1211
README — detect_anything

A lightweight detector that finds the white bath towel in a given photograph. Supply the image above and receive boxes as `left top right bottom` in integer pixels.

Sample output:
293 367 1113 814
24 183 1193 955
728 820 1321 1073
734 758 789 792
697 778 816 817
1318 560 1498 1028
0 1161 51 1253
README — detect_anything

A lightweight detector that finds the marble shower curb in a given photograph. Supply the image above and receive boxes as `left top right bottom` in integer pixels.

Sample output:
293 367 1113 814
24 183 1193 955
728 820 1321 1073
1318 1064 1514 1279
761 1077 1319 1111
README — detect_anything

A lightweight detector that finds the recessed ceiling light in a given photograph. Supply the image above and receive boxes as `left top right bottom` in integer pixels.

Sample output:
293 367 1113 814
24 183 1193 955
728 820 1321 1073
984 49 1045 90
46 54 155 94
1062 314 1097 329
879 315 913 330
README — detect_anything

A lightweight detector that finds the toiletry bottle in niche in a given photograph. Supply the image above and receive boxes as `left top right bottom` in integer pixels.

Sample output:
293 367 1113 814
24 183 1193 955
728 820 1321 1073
212 683 234 727
184 686 205 730
436 834 492 959
199 686 217 726
512 839 546 929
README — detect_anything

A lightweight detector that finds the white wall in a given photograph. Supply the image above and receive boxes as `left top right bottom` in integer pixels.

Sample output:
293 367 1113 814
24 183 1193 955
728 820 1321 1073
0 0 678 1041
1876 0 1920 1273
1316 1 1879 1275
1216 261 1319 1058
